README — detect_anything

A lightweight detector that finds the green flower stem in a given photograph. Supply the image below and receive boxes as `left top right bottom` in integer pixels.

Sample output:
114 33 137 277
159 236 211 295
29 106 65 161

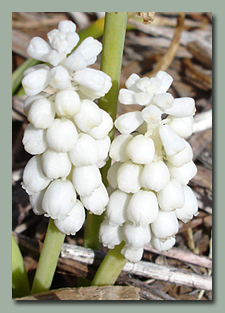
91 242 127 286
83 12 128 251
31 219 65 295
12 235 30 298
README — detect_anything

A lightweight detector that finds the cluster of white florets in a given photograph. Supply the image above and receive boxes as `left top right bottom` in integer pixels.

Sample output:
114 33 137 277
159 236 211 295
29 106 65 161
21 21 113 235
99 71 198 262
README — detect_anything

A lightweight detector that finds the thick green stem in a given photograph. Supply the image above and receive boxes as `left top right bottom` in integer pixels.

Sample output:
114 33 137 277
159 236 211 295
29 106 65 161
91 242 127 286
31 219 65 294
12 235 30 298
83 12 128 250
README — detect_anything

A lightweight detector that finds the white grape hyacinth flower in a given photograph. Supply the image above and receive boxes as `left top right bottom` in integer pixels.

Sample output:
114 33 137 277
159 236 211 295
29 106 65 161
100 70 198 262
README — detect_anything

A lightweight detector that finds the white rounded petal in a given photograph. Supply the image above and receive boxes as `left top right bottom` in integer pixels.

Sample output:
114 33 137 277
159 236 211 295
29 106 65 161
140 160 170 192
151 235 176 252
46 118 78 152
88 109 113 140
27 97 55 129
96 136 111 162
99 220 122 249
23 93 50 116
22 155 51 195
168 116 194 138
54 200 85 235
159 124 185 157
72 164 102 197
118 89 137 105
167 161 197 185
165 97 196 117
69 133 99 167
106 190 131 226
125 73 140 91
58 20 76 33
81 183 108 215
166 140 193 167
49 66 70 90
134 92 153 106
22 123 47 155
109 134 133 162
153 93 174 110
22 65 50 96
117 161 143 193
42 179 76 220
175 185 198 223
125 134 155 165
107 162 121 189
155 71 173 94
126 190 158 226
55 89 81 117
115 111 144 134
121 245 143 263
29 189 46 215
122 222 151 249
27 37 52 62
73 99 102 132
151 210 179 239
42 149 71 179
141 105 162 124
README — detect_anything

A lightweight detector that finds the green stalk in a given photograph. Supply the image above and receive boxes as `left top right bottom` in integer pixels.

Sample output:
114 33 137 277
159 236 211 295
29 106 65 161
31 219 65 294
12 235 30 298
83 12 128 250
91 242 127 286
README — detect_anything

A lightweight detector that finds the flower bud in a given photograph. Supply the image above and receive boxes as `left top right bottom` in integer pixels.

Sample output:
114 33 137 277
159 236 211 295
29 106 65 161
54 89 81 117
118 89 137 105
157 179 185 212
49 66 70 90
125 73 140 91
81 183 109 215
58 20 76 33
42 179 76 219
151 210 179 239
159 124 185 157
87 109 113 140
151 235 176 252
22 123 47 155
117 161 143 193
121 245 144 263
95 136 111 163
167 161 197 185
27 97 55 129
106 190 131 226
115 111 144 134
69 133 99 167
126 190 158 226
99 220 122 249
175 186 198 223
165 97 196 117
125 134 155 165
168 116 194 138
141 105 162 124
109 134 132 162
22 64 50 96
107 162 121 189
122 222 151 249
72 164 102 197
22 155 51 195
140 160 170 192
153 93 174 110
166 140 193 167
42 149 71 179
47 28 79 55
155 71 173 94
46 118 78 152
27 37 52 63
54 200 85 235
23 92 50 116
29 189 46 215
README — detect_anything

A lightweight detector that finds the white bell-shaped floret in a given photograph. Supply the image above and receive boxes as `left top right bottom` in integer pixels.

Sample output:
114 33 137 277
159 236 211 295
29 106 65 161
135 92 153 106
22 64 50 96
159 124 185 157
151 210 179 239
54 200 85 235
157 179 185 212
88 109 113 140
72 164 102 197
153 93 174 110
27 97 55 129
140 160 170 192
73 68 112 99
95 136 111 163
58 20 76 33
41 149 71 179
118 89 137 105
107 162 121 189
125 73 140 91
126 190 158 227
122 222 151 249
115 111 144 134
81 183 109 215
22 123 47 155
46 118 78 152
64 37 102 71
42 179 76 220
168 116 194 138
23 92 50 116
69 133 99 167
73 99 102 132
99 220 123 249
141 105 162 124
117 161 143 193
49 66 70 90
167 161 197 185
47 27 79 55
106 190 131 226
175 185 198 223
27 37 52 62
109 134 133 162
155 71 173 94
22 155 51 195
54 89 81 117
29 189 46 215
151 235 176 252
125 134 155 165
164 97 196 117
166 140 193 167
121 245 144 263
